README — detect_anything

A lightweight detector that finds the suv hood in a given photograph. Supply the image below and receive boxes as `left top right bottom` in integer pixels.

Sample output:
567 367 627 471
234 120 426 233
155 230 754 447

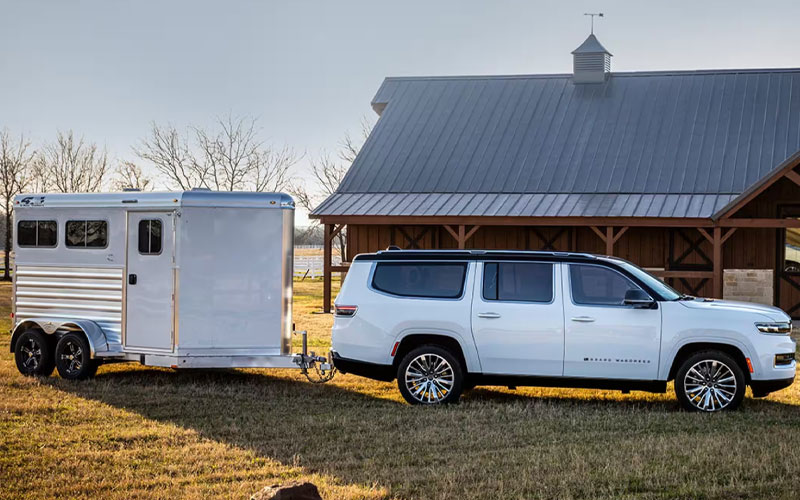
679 298 791 322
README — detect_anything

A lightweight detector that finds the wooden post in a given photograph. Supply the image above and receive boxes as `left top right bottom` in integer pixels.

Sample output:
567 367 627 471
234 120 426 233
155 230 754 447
713 226 723 299
323 223 332 313
458 225 466 249
605 226 614 256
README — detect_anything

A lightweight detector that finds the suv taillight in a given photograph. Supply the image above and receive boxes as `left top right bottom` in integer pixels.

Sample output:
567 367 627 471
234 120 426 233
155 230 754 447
335 305 358 317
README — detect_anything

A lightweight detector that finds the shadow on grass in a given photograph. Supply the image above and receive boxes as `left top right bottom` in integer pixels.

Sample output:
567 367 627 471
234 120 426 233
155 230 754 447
43 364 799 500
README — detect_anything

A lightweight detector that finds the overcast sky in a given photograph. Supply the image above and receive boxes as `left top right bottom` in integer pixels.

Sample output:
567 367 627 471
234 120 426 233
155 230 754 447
2 0 800 224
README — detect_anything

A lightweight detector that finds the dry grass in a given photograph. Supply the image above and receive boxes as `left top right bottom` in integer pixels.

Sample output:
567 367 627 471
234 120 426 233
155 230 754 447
1 280 799 500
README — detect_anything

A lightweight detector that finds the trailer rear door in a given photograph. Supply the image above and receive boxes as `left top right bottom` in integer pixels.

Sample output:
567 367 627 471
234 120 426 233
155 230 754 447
124 212 175 351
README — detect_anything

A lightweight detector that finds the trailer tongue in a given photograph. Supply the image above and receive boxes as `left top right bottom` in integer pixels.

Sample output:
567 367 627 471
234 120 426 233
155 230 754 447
10 190 333 383
294 330 337 383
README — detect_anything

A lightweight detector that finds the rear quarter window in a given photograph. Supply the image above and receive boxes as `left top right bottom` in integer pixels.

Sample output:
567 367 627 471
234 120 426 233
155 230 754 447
371 262 467 299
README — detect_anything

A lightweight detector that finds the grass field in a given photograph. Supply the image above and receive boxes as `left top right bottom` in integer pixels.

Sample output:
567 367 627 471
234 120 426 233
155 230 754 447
1 280 799 500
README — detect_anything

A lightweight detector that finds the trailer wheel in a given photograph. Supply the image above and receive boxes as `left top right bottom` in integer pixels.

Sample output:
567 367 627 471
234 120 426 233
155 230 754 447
14 329 56 377
55 333 99 380
397 345 464 405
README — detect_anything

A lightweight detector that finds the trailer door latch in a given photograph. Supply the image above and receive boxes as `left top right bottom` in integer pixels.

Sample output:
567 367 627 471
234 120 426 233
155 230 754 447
128 274 137 285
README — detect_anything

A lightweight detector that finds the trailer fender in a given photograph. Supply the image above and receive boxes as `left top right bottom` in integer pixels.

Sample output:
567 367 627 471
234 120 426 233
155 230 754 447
10 319 109 358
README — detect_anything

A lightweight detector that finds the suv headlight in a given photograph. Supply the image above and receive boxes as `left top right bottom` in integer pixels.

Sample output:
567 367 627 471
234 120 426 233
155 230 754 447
755 322 792 335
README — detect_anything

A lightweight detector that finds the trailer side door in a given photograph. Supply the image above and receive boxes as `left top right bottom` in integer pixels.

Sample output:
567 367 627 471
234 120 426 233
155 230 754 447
125 212 175 351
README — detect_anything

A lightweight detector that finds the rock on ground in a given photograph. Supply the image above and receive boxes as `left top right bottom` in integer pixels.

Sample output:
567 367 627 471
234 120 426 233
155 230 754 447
251 482 323 500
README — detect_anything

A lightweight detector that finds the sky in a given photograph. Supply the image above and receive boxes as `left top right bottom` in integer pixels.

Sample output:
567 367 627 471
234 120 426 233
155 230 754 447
3 0 800 225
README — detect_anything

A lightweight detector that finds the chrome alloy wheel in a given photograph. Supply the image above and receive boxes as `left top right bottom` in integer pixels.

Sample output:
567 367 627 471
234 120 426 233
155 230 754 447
20 338 43 371
683 359 737 412
59 339 84 376
404 353 455 404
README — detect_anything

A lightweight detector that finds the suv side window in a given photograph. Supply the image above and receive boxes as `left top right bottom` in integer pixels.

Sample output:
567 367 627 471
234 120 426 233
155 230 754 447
569 264 641 306
483 262 553 302
372 262 467 299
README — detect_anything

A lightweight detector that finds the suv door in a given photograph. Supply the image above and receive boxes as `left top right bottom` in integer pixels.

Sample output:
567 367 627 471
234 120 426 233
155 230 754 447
562 263 661 380
471 261 564 376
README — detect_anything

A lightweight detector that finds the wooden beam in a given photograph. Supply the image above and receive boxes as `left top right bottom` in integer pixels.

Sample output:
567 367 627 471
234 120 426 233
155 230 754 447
713 226 723 299
329 223 344 240
696 227 713 244
605 226 614 256
650 270 715 279
718 218 800 228
721 227 737 245
590 226 607 242
785 169 800 188
464 225 481 243
442 224 459 242
612 226 629 244
331 265 350 272
323 223 332 313
457 225 466 249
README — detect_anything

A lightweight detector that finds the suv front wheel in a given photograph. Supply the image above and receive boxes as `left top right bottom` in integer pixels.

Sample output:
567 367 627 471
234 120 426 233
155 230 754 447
397 345 464 405
675 350 746 412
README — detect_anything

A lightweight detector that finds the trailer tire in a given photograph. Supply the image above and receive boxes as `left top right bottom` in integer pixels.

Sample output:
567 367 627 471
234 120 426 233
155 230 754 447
55 333 99 380
397 344 464 405
14 329 56 377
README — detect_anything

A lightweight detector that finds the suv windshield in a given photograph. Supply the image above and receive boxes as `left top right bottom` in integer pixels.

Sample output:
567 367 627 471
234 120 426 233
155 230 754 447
601 258 682 301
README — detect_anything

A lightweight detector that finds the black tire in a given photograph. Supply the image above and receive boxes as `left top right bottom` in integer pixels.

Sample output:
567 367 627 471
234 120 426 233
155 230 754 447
397 344 464 405
14 329 56 377
675 350 746 412
55 333 99 380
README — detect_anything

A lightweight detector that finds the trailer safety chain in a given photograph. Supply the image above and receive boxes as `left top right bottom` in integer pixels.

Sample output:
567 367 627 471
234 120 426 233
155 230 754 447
293 330 337 384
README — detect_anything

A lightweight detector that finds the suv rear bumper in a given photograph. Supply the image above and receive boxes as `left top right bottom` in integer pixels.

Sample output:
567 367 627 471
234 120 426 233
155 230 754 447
331 352 395 382
750 377 795 397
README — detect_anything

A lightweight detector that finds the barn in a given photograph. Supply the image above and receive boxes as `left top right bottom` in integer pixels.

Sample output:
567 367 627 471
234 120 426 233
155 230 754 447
311 34 800 316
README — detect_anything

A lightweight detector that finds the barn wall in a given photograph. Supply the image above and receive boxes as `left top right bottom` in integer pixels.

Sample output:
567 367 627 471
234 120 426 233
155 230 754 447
345 223 775 300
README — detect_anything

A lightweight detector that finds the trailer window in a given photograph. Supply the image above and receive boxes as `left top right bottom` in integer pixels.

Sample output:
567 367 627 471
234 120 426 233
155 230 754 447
372 262 467 299
138 219 162 255
66 220 108 248
482 262 553 302
17 220 57 247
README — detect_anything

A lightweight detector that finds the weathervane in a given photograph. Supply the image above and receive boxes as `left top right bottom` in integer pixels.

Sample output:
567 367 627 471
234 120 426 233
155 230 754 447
584 12 604 34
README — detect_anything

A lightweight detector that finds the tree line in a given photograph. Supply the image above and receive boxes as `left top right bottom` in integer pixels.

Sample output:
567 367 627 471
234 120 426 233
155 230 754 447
0 114 370 280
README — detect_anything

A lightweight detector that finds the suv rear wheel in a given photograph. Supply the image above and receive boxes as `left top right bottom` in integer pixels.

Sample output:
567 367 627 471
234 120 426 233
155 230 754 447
397 345 464 405
675 350 745 412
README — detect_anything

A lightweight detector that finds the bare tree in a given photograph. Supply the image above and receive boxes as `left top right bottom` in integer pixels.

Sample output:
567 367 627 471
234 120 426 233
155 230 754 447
136 115 299 192
38 130 108 193
112 161 152 191
0 130 34 280
293 116 374 258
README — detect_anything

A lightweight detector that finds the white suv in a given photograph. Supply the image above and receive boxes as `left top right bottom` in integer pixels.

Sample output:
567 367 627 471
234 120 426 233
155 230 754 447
331 250 796 411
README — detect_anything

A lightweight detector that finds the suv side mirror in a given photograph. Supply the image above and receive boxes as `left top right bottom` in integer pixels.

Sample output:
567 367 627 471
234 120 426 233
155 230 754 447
623 289 655 308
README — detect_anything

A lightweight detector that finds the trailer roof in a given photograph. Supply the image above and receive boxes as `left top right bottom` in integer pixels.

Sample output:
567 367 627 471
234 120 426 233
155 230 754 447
14 191 295 209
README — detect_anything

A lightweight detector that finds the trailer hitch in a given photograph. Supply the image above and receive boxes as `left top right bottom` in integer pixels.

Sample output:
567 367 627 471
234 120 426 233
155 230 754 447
292 330 337 384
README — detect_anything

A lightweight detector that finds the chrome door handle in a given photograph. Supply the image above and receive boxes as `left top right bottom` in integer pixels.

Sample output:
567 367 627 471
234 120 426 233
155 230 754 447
571 316 595 323
477 312 501 319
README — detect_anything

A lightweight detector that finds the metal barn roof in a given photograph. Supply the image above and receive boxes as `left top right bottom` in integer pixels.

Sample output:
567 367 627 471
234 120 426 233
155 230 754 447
313 68 800 219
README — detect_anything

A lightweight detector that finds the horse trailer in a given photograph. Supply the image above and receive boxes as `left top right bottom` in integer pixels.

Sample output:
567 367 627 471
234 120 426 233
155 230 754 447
10 190 329 380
